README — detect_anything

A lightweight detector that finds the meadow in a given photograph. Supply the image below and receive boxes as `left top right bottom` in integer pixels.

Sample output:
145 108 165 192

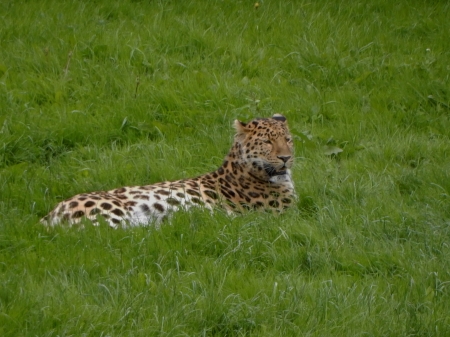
1 0 449 335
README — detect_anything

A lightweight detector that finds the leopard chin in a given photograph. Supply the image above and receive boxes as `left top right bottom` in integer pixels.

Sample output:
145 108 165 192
271 170 287 176
264 163 288 177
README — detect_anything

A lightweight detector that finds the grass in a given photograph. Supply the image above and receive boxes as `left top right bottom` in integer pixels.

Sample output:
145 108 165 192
1 0 450 335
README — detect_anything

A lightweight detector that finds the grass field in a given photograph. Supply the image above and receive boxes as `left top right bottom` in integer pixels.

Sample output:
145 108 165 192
1 0 450 335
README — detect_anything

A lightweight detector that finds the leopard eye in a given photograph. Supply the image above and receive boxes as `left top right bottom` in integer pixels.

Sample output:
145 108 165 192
286 137 292 142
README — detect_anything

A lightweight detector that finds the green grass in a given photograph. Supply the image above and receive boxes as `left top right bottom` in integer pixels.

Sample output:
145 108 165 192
1 0 450 335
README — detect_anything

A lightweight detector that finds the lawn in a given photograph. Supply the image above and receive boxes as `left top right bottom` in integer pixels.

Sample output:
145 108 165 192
1 0 449 336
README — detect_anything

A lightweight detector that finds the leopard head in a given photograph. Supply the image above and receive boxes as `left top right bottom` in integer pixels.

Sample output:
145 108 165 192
233 114 294 181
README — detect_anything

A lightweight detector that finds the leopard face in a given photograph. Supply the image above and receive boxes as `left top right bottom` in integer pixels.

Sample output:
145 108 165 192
232 114 294 182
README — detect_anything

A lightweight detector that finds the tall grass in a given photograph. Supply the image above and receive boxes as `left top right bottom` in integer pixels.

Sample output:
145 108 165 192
1 0 449 335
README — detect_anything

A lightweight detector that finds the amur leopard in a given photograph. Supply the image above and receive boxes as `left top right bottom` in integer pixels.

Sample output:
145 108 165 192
41 114 295 228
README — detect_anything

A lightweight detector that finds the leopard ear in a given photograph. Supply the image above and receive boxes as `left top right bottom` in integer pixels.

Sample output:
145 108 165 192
272 114 286 122
234 120 249 142
234 120 248 134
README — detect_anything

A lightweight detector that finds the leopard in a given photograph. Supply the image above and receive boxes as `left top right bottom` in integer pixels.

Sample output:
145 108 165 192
40 114 295 228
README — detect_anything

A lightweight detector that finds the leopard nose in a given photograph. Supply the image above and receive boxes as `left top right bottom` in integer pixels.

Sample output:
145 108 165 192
277 156 291 163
